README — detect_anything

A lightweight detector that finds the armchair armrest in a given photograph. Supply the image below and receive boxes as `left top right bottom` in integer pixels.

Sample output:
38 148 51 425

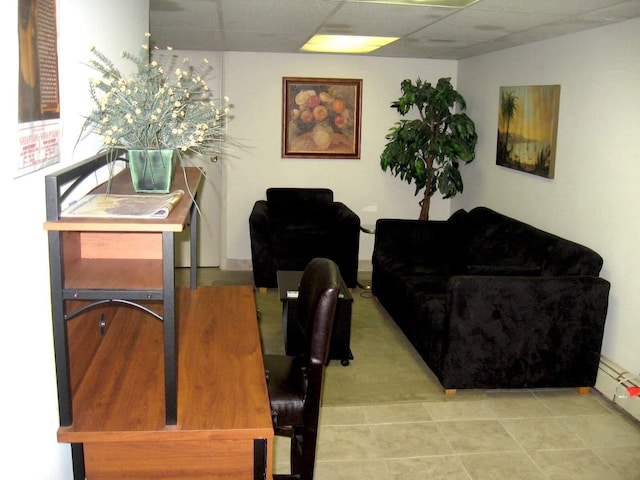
441 275 610 390
333 202 360 229
330 202 360 288
249 200 274 287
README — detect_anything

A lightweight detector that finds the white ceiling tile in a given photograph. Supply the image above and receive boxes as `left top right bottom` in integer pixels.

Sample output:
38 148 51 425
150 0 640 58
468 0 631 16
322 2 453 36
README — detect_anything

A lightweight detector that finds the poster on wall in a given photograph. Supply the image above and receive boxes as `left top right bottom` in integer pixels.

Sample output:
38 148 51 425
496 84 560 179
17 0 61 177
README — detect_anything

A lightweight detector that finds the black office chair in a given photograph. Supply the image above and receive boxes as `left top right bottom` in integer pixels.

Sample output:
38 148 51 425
263 258 340 480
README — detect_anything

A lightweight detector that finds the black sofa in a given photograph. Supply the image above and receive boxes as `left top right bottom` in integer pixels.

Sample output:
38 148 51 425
249 188 360 289
372 206 610 391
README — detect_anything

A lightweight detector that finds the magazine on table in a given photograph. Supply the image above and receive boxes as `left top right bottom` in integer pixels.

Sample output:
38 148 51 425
62 190 185 219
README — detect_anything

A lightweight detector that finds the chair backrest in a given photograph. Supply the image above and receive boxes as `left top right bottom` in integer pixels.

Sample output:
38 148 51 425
266 188 334 225
296 258 340 366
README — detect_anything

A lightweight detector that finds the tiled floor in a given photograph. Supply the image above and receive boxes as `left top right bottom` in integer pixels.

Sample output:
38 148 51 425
179 268 640 479
290 390 640 479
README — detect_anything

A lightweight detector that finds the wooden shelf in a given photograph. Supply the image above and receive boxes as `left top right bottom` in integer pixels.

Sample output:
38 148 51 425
44 167 202 233
64 258 163 291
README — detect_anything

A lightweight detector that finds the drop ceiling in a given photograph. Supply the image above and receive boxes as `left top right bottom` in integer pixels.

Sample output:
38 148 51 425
150 0 640 59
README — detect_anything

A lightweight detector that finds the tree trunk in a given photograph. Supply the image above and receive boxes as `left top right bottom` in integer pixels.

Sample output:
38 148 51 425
419 191 430 221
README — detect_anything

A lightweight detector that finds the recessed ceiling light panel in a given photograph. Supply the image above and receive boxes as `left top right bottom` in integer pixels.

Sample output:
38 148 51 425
301 35 399 54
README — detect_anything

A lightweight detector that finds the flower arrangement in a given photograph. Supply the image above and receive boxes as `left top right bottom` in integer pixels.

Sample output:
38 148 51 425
79 33 230 156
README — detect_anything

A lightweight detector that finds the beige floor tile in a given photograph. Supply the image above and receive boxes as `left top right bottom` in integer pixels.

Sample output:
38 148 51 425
485 390 555 418
370 421 452 458
272 435 292 473
594 446 640 479
533 389 615 416
438 419 522 453
563 413 640 448
500 417 586 451
315 425 382 461
361 402 431 424
386 455 470 480
458 451 544 480
319 405 367 426
426 398 496 421
314 460 392 480
530 448 623 479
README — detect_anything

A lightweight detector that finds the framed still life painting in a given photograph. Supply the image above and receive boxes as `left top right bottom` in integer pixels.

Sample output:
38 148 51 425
282 77 362 159
496 84 561 179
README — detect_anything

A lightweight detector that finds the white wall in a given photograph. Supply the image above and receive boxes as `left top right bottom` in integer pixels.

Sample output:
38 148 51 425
455 18 640 378
0 1 148 478
223 52 458 269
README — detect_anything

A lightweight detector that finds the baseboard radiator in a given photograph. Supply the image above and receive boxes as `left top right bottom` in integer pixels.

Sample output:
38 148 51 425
595 356 640 422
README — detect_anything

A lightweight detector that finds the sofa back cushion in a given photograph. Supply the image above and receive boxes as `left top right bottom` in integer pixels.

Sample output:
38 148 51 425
457 207 603 276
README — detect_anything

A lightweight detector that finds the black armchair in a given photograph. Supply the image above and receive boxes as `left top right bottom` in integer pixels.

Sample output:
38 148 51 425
263 258 340 480
249 188 360 289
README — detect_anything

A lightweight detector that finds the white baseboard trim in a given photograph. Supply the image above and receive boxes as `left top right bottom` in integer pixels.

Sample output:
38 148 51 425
594 356 640 422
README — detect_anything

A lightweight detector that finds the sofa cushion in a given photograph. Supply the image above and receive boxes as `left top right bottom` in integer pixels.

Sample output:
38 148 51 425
460 207 547 270
465 265 542 276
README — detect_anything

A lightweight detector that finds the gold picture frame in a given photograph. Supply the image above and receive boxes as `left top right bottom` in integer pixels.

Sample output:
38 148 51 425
496 84 561 179
282 77 362 159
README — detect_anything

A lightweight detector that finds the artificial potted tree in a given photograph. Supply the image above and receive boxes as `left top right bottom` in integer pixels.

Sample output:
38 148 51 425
79 34 230 193
380 77 477 220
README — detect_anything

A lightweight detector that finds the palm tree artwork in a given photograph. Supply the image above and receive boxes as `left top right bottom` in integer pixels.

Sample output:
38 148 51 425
496 85 561 179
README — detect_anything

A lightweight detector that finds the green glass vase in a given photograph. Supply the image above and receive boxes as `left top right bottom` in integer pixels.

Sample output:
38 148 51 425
128 149 176 193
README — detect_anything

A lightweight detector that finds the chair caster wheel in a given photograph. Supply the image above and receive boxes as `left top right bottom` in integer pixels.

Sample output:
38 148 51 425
341 359 350 366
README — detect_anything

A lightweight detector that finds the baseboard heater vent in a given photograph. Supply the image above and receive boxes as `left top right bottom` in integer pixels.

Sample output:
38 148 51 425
599 356 640 399
596 356 640 422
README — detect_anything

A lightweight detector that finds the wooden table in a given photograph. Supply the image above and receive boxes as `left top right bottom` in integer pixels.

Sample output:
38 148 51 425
58 286 274 479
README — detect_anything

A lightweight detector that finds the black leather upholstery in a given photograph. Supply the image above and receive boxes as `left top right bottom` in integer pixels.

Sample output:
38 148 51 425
249 188 360 288
263 258 340 480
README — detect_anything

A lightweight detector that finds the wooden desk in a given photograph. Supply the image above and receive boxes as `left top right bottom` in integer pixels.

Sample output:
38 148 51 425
44 156 272 478
58 286 273 479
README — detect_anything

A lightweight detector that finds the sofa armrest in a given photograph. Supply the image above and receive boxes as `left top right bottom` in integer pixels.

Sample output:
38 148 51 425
441 275 610 390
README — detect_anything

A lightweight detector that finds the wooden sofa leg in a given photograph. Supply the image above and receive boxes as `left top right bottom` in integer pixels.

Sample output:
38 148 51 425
576 387 591 395
445 389 457 396
258 287 267 294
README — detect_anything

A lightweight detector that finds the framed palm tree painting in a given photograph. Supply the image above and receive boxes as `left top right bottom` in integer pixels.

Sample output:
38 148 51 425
496 85 560 179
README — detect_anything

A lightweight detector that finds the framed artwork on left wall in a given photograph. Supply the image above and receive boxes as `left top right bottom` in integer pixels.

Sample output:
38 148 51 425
282 77 362 159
